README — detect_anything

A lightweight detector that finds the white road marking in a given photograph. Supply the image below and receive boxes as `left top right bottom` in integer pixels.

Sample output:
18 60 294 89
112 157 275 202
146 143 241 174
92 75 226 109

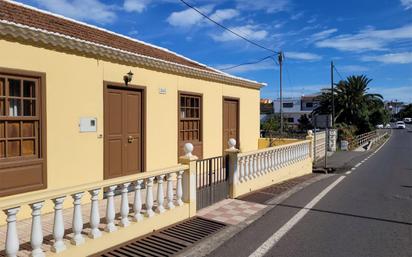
351 167 356 170
249 176 345 257
355 163 361 167
345 170 352 175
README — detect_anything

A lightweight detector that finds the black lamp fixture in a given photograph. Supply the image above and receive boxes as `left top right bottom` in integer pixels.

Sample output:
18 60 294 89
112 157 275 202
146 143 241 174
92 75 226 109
123 70 134 86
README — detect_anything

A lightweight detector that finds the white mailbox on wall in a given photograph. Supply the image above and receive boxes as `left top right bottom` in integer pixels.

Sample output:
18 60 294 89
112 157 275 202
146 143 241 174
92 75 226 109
79 117 97 132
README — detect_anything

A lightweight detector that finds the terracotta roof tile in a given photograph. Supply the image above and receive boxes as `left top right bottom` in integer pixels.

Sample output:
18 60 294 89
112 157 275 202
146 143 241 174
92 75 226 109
0 0 216 73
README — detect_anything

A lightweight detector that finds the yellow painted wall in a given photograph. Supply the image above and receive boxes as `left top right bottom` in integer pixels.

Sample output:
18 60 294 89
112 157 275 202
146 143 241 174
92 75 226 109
258 138 301 149
0 39 259 221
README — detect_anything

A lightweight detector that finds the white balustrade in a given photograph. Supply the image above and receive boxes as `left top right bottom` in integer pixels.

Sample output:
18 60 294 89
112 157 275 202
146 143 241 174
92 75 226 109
120 183 131 227
235 141 311 184
145 177 155 217
88 189 102 239
156 175 165 213
133 180 144 221
1 165 188 256
51 197 66 253
105 185 117 232
71 192 85 246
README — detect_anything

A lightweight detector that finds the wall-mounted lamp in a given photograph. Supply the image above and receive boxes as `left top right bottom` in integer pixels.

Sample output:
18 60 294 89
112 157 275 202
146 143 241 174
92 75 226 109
123 70 134 86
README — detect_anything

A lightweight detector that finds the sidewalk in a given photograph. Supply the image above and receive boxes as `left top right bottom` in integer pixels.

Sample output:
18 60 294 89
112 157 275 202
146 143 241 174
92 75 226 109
196 174 319 225
314 133 390 173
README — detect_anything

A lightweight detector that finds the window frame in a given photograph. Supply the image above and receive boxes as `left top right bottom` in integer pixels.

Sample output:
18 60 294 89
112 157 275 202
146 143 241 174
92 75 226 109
178 93 203 143
283 102 294 108
0 67 47 197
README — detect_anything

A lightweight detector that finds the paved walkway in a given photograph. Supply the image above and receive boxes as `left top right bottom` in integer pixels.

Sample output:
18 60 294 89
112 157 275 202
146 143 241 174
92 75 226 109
197 199 266 225
197 174 320 225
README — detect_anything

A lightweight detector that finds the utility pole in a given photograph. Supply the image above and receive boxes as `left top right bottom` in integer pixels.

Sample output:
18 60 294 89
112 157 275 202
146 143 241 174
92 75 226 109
278 51 284 134
331 61 335 128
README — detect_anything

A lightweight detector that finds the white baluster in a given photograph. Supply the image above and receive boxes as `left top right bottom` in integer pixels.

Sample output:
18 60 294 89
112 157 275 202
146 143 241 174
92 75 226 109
51 197 66 253
166 174 175 209
105 185 117 232
133 180 144 221
88 189 102 239
261 152 267 174
71 192 85 246
273 150 277 169
260 153 265 175
120 183 131 227
146 177 155 217
245 156 251 180
176 171 184 206
30 201 45 257
239 157 245 182
156 175 166 213
253 154 258 177
3 207 20 257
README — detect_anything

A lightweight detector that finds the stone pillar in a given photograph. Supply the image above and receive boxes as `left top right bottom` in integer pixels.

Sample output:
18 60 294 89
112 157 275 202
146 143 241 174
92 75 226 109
225 138 240 198
178 143 198 217
328 129 337 152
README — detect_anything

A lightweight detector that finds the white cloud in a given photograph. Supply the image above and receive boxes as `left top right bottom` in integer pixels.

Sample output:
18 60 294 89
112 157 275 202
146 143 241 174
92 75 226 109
401 0 412 10
315 24 412 52
310 28 338 41
236 0 290 13
167 5 213 27
338 65 370 72
209 9 239 23
215 59 276 74
361 52 412 64
290 11 304 20
166 8 238 28
371 86 412 102
285 51 322 61
211 25 268 42
33 0 116 23
123 0 151 13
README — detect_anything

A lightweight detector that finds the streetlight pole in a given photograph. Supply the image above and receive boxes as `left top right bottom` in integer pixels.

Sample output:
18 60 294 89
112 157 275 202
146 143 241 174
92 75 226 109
331 61 335 128
279 52 284 134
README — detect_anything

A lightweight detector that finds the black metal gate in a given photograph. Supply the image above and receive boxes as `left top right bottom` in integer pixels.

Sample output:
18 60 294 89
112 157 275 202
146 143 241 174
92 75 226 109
196 156 229 210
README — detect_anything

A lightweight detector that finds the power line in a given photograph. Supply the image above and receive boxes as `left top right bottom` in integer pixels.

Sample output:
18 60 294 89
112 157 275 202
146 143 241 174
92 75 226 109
218 55 275 71
333 65 344 81
178 0 280 54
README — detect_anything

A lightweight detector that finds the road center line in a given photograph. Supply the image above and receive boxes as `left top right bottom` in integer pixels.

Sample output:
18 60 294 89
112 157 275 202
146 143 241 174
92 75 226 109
249 176 345 257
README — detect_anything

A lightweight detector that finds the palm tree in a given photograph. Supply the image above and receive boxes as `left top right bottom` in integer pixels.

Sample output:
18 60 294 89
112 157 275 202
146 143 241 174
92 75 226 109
314 75 384 133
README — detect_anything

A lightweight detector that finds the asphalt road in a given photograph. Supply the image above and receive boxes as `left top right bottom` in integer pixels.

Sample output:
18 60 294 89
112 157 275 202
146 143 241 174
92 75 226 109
207 127 412 257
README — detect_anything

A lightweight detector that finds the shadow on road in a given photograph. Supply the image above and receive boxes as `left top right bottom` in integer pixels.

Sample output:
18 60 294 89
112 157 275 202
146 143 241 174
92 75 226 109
272 203 412 226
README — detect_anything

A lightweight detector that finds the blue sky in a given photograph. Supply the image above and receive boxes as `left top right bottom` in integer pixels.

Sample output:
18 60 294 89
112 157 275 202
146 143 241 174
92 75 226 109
15 0 412 103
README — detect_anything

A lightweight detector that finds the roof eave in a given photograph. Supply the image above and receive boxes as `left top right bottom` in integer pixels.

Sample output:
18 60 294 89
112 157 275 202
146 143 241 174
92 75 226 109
0 21 265 90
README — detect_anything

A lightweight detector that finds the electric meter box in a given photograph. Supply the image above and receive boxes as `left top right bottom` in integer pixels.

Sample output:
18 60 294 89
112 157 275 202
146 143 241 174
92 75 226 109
79 117 97 132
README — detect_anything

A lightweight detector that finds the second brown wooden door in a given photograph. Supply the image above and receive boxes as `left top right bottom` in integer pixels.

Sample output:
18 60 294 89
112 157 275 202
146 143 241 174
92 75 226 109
105 86 143 179
223 98 239 152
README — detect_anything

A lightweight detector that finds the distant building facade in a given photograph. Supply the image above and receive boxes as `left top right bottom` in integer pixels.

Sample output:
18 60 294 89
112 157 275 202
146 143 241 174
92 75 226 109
273 95 320 125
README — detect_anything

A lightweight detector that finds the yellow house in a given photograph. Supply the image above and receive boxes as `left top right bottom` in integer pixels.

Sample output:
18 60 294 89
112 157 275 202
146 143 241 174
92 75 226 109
0 1 267 256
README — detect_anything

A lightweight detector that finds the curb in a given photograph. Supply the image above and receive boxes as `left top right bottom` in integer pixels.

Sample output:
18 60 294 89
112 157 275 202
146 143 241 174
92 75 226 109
176 173 336 257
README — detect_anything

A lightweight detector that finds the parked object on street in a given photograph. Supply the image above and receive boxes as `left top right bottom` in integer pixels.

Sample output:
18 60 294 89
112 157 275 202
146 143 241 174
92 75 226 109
376 124 384 129
403 117 412 124
385 124 391 129
340 140 349 151
396 121 406 129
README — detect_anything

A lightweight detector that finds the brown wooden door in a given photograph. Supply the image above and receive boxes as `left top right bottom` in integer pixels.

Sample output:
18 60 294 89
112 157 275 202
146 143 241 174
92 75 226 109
105 86 143 179
223 98 239 152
